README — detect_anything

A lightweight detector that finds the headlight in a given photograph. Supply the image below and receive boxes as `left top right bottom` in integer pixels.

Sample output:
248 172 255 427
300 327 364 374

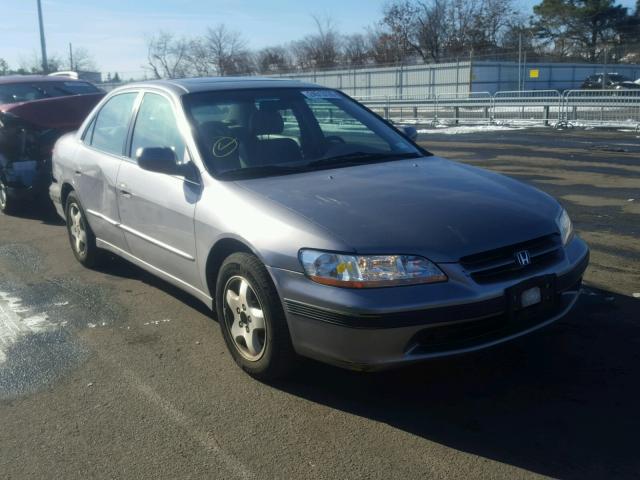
299 249 447 288
556 208 574 246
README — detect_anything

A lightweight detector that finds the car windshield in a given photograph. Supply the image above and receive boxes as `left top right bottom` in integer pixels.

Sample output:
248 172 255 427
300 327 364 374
0 81 100 104
605 74 629 83
182 88 426 178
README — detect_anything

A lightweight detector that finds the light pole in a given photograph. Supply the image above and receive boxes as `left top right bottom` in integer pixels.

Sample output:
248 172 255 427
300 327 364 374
36 0 48 73
518 33 522 92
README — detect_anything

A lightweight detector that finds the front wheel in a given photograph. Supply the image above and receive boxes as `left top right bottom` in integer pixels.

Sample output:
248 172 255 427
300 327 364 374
216 252 296 380
65 191 100 268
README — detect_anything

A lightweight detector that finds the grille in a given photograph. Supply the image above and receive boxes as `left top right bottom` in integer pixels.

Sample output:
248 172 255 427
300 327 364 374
460 234 562 283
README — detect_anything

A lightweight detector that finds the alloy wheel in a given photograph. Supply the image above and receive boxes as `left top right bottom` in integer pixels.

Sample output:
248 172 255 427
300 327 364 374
0 180 7 210
68 203 88 256
223 275 267 361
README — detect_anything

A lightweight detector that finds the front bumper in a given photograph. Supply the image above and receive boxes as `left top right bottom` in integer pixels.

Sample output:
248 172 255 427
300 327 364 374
2 164 51 202
269 236 589 371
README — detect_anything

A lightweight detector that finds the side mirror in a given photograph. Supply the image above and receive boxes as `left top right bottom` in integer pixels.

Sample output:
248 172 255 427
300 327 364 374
400 125 418 142
136 147 180 175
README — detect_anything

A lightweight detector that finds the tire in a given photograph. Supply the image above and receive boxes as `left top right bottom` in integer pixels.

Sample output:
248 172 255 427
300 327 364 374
216 252 296 380
65 191 101 268
0 177 16 215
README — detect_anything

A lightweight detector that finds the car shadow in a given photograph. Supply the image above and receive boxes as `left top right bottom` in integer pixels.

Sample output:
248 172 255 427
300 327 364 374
93 254 213 318
76 250 640 478
274 287 640 479
5 200 65 226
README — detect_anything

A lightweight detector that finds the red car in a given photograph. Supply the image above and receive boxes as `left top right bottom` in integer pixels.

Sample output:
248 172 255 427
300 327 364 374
0 75 104 214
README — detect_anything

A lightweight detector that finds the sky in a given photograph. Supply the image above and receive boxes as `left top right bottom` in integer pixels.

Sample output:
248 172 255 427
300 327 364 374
0 0 637 77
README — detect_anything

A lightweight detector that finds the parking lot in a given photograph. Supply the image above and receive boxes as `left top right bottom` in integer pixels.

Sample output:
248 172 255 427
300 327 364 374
1 128 639 479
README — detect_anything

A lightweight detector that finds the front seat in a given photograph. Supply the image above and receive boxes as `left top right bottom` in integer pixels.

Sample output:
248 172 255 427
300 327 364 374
247 110 302 166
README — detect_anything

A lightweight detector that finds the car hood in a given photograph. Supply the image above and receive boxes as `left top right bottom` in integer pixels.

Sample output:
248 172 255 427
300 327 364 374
234 157 561 262
0 93 104 129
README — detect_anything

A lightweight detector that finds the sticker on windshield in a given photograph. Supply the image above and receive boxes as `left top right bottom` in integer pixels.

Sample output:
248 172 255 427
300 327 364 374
212 137 239 157
301 90 342 100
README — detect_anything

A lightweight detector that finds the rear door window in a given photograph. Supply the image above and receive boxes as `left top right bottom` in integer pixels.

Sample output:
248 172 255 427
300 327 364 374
90 92 137 156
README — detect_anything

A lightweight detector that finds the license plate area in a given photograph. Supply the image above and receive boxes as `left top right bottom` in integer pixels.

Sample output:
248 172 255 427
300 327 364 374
506 275 556 319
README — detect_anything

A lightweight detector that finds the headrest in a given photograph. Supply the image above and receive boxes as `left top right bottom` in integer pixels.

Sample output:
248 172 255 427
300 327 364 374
198 120 231 138
250 109 284 136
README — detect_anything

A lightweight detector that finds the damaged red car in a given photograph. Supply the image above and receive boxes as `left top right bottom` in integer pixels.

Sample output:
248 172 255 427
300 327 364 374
0 75 104 214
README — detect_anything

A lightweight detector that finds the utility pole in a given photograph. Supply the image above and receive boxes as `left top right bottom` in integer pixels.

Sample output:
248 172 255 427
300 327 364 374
518 33 522 92
602 46 608 89
69 43 74 71
36 0 48 73
522 49 527 91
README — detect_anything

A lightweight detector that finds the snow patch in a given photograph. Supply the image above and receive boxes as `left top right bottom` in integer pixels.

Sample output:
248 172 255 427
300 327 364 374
0 291 56 365
417 125 525 135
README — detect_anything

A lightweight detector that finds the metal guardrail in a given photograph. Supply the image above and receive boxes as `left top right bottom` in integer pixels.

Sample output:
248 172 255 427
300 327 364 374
435 92 492 125
99 82 640 130
493 90 562 126
560 89 640 129
356 89 640 130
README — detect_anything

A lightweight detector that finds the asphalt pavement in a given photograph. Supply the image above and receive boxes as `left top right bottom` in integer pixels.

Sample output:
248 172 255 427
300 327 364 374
1 127 639 479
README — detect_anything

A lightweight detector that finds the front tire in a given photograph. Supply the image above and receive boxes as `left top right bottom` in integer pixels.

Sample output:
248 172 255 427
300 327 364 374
65 191 100 268
216 252 296 380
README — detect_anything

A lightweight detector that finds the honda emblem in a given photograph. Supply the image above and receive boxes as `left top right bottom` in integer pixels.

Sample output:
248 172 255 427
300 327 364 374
515 250 531 266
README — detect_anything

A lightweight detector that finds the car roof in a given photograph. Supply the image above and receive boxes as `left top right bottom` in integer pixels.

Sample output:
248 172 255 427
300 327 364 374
0 74 92 85
118 76 324 95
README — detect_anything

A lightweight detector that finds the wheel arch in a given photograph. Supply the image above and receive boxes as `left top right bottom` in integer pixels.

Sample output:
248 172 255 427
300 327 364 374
60 182 74 209
205 237 257 302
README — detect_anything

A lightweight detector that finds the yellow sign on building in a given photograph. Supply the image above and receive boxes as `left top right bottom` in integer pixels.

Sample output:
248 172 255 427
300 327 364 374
529 69 539 79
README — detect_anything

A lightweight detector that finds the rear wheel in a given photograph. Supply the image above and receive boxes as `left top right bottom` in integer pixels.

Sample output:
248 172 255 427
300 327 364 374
65 191 100 268
216 252 296 380
0 178 16 215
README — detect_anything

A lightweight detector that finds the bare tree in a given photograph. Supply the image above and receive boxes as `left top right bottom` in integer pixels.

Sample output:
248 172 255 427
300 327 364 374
145 31 190 79
18 52 63 74
70 47 98 72
292 15 342 69
366 26 407 65
342 34 371 66
0 58 8 76
380 0 419 62
186 37 216 77
204 24 253 76
412 0 449 62
255 46 292 73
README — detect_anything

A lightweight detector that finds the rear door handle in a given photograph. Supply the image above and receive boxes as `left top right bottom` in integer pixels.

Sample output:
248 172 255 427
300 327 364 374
74 170 82 177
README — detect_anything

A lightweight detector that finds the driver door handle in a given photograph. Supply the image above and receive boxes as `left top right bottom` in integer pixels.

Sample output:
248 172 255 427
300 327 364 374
118 183 132 198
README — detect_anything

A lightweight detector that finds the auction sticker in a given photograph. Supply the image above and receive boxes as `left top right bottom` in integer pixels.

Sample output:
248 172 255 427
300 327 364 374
301 90 342 100
212 137 239 157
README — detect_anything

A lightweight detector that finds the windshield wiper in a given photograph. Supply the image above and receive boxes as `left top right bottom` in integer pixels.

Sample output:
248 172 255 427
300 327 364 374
217 164 304 180
306 151 420 169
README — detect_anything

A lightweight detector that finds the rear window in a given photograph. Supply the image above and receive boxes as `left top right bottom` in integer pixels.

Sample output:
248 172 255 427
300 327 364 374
0 81 100 104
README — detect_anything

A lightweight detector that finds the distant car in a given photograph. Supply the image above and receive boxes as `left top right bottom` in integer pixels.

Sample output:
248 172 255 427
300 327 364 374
0 75 104 214
580 73 640 90
50 78 589 380
48 71 80 79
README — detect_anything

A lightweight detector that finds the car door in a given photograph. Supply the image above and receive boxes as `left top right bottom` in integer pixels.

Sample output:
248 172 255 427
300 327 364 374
115 91 203 290
74 91 139 251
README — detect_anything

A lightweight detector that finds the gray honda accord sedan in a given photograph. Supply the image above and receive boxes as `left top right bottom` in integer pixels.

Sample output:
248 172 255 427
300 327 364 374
50 78 589 379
